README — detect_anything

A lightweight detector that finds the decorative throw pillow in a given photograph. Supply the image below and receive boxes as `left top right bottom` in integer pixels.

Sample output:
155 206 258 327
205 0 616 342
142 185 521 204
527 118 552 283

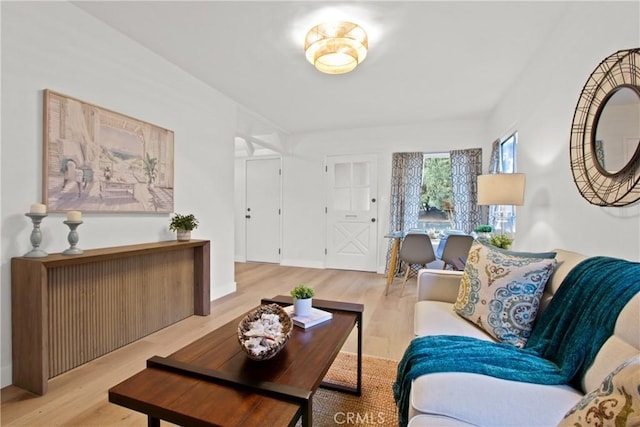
453 241 557 348
491 246 557 259
558 357 640 427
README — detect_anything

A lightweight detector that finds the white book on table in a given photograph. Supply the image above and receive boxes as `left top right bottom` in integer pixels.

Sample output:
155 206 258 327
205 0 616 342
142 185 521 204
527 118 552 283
283 305 333 329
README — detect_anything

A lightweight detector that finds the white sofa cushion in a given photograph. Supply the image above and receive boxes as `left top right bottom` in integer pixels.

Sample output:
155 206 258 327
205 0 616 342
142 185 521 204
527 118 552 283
559 357 640 427
410 372 583 426
582 293 640 392
453 241 557 348
414 301 495 341
539 249 586 313
408 414 477 427
612 292 640 348
416 269 464 303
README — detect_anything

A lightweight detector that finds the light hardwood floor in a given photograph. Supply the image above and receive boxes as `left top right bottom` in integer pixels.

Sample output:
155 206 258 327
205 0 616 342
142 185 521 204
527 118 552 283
1 262 417 426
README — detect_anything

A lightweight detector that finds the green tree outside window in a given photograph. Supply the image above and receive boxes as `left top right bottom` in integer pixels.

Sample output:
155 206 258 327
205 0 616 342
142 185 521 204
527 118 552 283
421 157 452 211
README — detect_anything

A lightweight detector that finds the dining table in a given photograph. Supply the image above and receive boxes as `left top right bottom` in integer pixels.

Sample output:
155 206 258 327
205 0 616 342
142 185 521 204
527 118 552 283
384 231 441 285
384 230 474 285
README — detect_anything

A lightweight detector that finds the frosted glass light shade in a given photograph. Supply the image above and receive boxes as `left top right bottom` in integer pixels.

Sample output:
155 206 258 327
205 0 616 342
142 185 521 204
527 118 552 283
304 21 368 74
477 173 526 206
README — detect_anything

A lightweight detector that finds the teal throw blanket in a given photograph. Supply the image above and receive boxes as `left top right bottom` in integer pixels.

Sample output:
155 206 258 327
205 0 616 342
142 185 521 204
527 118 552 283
393 256 640 427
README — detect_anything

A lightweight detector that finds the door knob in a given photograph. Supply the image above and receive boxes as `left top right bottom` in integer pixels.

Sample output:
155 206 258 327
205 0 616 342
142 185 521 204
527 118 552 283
245 215 251 219
371 218 376 222
371 198 376 203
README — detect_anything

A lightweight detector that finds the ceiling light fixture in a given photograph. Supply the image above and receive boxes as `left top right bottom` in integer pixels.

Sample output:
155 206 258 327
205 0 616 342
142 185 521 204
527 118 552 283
304 21 368 74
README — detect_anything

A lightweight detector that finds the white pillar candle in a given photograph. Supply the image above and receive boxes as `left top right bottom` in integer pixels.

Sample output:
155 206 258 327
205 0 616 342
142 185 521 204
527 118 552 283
67 211 82 222
29 203 47 214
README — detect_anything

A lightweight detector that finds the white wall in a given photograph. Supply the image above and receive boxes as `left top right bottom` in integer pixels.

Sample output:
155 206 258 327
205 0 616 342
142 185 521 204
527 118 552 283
234 158 247 262
488 1 640 260
235 1 640 271
3 0 639 392
234 120 490 271
1 2 237 388
281 119 488 272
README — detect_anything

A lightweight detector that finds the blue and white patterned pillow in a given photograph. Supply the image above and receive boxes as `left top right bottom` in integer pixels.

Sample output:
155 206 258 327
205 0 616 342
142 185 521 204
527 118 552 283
453 241 557 348
558 357 640 427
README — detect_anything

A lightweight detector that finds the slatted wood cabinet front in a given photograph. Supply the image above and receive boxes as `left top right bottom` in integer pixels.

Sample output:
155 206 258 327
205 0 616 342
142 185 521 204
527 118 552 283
11 240 210 395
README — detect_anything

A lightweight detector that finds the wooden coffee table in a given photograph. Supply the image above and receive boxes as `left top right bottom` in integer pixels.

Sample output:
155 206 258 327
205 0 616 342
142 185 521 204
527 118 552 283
108 296 363 427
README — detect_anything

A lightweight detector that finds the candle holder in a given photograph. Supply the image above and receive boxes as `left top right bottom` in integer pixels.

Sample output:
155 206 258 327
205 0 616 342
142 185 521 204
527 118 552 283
24 213 48 258
62 220 84 255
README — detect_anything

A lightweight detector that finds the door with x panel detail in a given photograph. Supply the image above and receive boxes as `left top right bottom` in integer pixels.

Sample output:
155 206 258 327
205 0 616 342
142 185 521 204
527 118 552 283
325 154 378 272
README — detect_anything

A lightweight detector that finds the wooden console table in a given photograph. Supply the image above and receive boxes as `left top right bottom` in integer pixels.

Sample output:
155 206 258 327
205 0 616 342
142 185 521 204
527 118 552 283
11 239 210 395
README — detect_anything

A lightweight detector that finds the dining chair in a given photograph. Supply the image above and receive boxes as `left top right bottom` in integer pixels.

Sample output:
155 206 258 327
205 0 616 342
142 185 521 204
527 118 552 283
440 234 474 270
435 230 466 259
386 233 436 296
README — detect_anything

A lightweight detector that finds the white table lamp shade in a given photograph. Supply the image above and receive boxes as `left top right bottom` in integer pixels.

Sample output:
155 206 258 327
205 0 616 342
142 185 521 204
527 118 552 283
477 173 526 206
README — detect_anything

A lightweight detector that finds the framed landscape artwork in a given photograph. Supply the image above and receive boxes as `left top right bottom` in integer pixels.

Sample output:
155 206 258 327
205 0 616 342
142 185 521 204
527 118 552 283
43 90 174 213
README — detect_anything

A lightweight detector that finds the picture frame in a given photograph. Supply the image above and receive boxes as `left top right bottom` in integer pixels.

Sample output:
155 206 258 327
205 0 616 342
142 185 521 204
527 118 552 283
43 89 174 213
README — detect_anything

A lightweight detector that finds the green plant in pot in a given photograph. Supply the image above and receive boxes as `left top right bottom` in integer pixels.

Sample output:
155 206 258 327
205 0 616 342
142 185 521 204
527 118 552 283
290 284 314 317
489 233 513 250
169 213 199 241
474 224 493 244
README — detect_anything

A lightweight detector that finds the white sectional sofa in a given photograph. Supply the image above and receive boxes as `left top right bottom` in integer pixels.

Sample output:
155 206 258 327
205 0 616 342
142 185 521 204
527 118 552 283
406 248 640 427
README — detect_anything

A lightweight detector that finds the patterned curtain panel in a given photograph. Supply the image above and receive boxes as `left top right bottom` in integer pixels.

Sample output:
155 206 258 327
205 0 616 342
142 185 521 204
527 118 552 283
450 148 482 233
385 152 423 273
489 139 501 173
487 139 501 228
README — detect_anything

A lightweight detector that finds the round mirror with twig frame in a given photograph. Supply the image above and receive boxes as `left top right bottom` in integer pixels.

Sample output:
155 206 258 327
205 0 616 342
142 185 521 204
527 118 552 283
569 48 640 207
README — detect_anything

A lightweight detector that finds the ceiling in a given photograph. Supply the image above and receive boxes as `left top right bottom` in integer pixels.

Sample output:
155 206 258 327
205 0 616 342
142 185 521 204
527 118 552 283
73 1 571 140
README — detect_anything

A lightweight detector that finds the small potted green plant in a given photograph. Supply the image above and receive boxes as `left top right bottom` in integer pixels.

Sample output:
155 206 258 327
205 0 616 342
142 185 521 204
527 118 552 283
474 224 493 244
169 213 199 241
290 284 315 317
489 234 513 250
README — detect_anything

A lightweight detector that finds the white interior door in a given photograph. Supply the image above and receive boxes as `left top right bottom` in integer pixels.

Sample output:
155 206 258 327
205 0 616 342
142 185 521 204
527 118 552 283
246 158 281 263
326 154 378 272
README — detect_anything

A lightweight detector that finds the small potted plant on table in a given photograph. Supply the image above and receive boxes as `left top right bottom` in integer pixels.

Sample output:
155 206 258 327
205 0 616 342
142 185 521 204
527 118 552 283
290 284 314 317
474 224 493 244
169 213 199 241
489 233 514 250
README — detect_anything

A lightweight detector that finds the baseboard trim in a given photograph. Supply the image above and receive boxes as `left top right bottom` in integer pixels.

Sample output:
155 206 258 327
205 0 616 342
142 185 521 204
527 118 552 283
279 259 324 269
211 281 236 300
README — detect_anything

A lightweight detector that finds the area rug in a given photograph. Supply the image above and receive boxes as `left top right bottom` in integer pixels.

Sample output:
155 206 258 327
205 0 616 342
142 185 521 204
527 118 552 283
296 352 399 427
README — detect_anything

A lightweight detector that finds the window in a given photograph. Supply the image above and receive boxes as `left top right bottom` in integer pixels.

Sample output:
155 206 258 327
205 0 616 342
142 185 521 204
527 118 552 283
497 133 518 235
500 133 517 174
418 153 453 236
